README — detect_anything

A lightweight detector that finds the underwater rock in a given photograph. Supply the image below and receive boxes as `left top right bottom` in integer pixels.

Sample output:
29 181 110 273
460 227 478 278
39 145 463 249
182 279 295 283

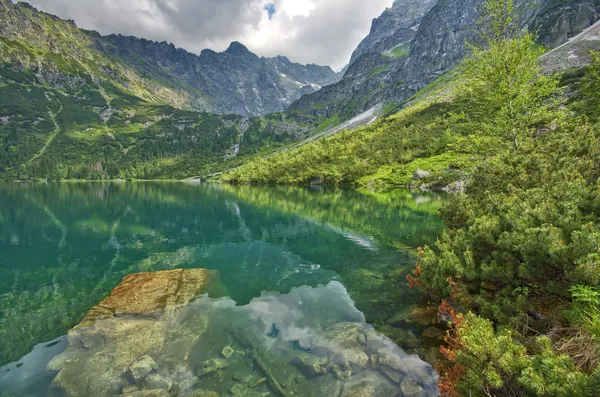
420 327 446 345
123 390 170 397
290 353 328 378
195 358 229 377
143 373 172 391
122 385 140 394
77 269 220 328
249 377 267 388
221 346 235 359
379 366 402 384
232 371 253 383
312 323 370 373
400 377 427 397
178 391 220 397
129 356 159 382
340 370 397 397
47 269 222 397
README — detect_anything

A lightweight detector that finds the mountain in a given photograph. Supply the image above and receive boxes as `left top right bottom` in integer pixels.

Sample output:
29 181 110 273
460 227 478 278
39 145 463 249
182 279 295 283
287 0 437 128
0 0 314 180
99 36 340 116
0 0 338 117
289 0 600 128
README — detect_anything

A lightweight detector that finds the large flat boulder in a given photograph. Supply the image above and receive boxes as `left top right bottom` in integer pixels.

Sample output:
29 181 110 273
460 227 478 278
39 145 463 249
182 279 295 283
48 269 223 397
76 269 221 328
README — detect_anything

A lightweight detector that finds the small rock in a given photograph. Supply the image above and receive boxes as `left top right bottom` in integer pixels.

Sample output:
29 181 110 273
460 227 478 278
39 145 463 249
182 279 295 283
400 377 426 397
290 353 328 378
370 354 379 369
413 169 431 181
124 390 169 397
122 385 140 393
129 356 159 382
250 377 267 388
179 391 220 397
221 346 235 359
356 333 367 345
143 374 172 391
195 358 228 377
230 383 248 396
380 366 402 384
233 371 252 383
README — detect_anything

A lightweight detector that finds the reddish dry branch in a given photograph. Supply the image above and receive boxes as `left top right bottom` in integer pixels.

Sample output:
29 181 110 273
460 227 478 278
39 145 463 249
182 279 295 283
437 300 466 397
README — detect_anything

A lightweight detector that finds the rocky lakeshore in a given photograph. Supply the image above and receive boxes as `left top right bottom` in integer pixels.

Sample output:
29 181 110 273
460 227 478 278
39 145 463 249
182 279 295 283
44 269 439 397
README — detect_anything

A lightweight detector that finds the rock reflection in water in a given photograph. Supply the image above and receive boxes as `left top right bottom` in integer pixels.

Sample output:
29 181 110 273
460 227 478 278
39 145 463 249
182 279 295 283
45 281 437 397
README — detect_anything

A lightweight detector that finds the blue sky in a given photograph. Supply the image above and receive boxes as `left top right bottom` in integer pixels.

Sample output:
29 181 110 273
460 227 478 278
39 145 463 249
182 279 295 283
264 3 276 20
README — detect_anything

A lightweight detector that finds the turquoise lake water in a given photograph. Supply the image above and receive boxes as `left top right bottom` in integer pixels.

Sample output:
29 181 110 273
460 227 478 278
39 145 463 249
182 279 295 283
0 183 445 396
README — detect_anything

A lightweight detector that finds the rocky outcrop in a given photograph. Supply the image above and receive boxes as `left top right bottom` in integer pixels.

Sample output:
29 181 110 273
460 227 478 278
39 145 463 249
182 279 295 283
349 0 438 65
48 269 223 397
290 0 600 128
540 19 600 73
287 0 437 125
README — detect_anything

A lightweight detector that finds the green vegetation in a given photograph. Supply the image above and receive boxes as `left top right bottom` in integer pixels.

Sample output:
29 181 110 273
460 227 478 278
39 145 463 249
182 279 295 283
225 0 600 395
0 1 307 181
407 1 600 395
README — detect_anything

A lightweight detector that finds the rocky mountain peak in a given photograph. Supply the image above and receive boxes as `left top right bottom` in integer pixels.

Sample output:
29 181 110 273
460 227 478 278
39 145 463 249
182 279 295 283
225 41 252 56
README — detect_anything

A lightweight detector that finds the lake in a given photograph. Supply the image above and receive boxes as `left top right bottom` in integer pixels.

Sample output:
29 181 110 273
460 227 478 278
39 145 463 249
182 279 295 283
0 183 445 396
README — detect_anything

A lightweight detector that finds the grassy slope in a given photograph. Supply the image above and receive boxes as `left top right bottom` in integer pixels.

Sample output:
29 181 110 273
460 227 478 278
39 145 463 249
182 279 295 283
222 68 477 187
0 1 307 181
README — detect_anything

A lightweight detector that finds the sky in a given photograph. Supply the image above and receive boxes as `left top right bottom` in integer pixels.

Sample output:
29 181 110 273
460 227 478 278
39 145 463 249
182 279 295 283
20 0 394 70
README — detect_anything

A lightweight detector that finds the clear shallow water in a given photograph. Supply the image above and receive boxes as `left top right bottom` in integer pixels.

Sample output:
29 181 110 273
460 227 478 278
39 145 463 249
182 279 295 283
0 182 445 396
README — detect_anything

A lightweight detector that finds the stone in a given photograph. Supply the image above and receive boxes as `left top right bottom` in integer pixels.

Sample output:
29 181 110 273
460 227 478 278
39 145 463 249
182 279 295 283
370 354 379 369
290 352 328 378
421 327 446 345
123 391 169 397
233 371 252 383
179 391 220 397
413 169 431 181
250 377 267 388
77 269 220 328
122 385 140 393
47 269 220 397
129 356 159 382
311 323 370 373
380 366 402 384
229 383 248 396
143 374 172 391
341 370 397 397
400 377 427 397
195 358 228 377
221 346 235 359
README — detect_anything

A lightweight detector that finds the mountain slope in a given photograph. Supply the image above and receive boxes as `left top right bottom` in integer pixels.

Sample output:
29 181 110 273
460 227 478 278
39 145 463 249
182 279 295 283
0 0 314 180
0 0 338 117
286 0 437 128
289 0 600 128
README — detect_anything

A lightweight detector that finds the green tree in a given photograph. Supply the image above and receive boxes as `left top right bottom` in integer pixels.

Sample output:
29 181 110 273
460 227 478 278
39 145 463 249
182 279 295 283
458 0 561 152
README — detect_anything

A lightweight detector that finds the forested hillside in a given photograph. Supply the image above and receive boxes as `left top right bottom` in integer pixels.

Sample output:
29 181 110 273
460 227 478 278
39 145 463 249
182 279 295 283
0 0 314 180
225 1 600 394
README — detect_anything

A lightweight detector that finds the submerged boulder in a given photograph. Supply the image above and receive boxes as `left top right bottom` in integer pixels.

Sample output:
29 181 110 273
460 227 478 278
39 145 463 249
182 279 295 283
48 269 222 397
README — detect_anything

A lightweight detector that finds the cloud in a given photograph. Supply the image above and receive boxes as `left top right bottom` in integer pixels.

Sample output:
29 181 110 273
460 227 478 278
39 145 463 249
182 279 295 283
20 0 394 70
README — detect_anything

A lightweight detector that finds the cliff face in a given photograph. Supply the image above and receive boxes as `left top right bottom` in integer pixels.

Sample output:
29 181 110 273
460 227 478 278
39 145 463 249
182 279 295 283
349 0 438 65
389 0 600 103
290 0 600 127
287 0 437 126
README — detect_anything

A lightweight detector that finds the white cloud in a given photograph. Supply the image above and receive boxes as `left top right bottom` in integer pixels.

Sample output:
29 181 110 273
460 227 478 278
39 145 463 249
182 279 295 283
20 0 393 69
